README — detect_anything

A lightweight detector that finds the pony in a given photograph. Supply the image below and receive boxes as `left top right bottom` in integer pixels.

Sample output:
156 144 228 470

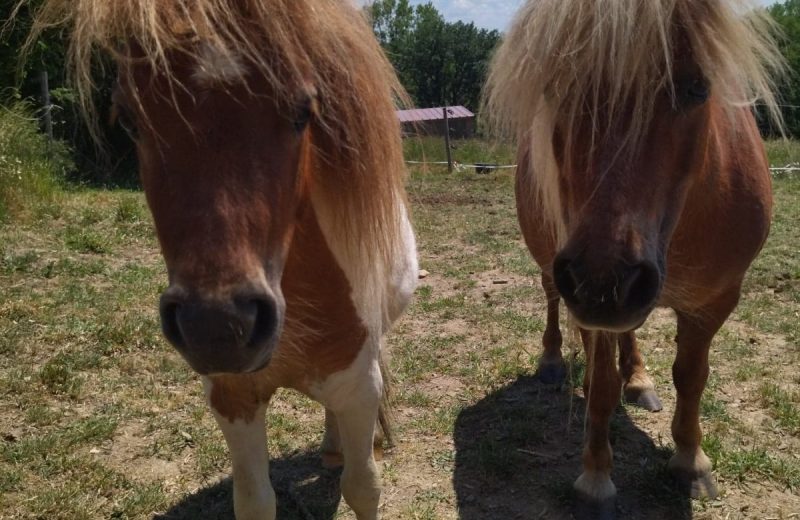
485 0 782 514
23 1 417 518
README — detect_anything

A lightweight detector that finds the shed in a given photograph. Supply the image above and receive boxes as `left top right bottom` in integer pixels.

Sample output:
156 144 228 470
397 106 475 138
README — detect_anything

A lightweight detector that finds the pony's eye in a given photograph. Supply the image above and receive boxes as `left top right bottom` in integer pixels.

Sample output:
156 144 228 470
292 91 317 132
293 103 313 132
679 78 709 107
114 105 139 141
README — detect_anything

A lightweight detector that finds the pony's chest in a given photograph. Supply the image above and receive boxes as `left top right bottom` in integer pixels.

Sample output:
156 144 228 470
269 209 369 392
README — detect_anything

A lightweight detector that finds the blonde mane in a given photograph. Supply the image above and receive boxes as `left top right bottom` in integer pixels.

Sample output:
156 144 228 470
20 0 409 317
484 0 785 238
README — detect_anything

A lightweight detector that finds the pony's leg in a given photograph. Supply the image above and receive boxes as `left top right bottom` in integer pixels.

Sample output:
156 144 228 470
669 293 738 499
330 356 383 520
574 329 621 517
322 408 386 469
618 332 663 412
537 272 566 384
210 403 275 520
321 408 344 468
337 405 381 520
213 408 274 520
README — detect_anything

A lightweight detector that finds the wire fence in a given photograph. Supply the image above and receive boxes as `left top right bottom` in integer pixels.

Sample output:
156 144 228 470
407 161 800 175
405 160 517 171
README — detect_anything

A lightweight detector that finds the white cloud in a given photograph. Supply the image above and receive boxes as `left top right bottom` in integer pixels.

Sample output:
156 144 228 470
409 0 522 31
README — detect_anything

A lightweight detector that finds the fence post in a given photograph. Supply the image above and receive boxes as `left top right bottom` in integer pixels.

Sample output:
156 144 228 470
443 106 453 172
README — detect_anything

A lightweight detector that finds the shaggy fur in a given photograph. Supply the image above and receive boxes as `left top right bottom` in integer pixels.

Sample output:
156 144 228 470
484 0 785 238
19 0 408 323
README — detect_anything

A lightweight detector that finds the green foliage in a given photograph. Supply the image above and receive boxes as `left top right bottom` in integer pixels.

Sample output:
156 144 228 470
0 0 66 98
367 1 500 111
2 0 139 186
770 0 800 136
0 102 71 221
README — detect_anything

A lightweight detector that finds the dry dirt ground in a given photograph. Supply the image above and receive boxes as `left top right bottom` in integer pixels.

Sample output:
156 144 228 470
0 170 798 519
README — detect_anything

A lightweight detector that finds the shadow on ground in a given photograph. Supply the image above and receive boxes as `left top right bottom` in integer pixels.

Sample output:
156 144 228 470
453 375 692 519
154 450 342 520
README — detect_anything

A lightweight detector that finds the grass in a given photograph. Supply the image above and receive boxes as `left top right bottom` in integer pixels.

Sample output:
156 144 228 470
763 139 800 167
403 135 515 167
0 102 72 222
0 137 797 518
704 434 800 491
735 171 800 348
758 383 800 435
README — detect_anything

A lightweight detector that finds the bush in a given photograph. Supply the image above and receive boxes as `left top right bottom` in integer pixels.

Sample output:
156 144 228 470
0 102 73 221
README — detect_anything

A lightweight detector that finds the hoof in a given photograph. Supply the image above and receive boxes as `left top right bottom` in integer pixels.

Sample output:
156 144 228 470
670 466 718 499
537 361 567 385
321 451 344 469
573 472 616 520
669 449 718 499
624 387 663 412
573 491 616 520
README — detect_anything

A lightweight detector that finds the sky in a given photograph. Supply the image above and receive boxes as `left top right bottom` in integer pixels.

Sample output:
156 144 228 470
407 0 779 31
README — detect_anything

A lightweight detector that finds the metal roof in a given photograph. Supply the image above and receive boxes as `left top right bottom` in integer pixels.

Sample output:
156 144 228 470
396 106 475 123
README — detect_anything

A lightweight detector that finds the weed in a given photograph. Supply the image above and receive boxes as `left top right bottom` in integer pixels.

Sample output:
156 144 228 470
64 225 112 254
0 102 72 222
39 353 87 399
758 383 800 435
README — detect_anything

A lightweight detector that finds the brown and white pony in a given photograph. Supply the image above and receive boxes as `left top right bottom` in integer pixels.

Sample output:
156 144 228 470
25 1 417 518
485 0 782 514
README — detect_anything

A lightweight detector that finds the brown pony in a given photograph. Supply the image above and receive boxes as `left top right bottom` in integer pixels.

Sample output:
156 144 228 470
485 0 783 514
23 1 417 518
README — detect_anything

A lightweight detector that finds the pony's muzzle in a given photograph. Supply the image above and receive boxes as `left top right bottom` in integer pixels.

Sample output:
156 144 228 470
553 253 660 331
159 286 281 375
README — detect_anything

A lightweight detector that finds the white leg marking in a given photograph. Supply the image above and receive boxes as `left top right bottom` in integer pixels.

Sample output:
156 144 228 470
312 347 383 520
213 407 275 520
335 365 382 520
204 380 275 520
338 403 381 520
321 408 344 468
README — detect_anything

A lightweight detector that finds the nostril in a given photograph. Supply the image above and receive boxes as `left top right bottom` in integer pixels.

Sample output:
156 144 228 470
619 262 660 310
553 255 583 304
238 296 279 348
159 298 185 349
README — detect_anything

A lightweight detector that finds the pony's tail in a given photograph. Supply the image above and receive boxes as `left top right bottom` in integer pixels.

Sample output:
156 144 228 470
377 352 395 449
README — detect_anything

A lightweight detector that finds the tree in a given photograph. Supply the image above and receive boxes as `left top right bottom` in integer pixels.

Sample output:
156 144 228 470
440 21 500 110
769 0 800 136
0 0 67 102
365 1 500 111
406 4 447 107
1 0 137 185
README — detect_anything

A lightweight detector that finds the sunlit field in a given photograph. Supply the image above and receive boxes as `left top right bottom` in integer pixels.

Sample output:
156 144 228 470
1 138 798 519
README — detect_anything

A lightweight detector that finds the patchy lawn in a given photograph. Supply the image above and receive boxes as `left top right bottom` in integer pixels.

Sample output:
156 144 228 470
0 141 798 519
